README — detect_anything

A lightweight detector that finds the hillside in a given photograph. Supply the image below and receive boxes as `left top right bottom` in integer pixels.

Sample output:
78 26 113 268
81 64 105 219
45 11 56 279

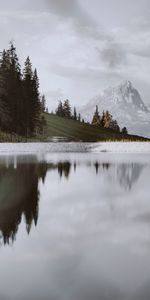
44 113 148 142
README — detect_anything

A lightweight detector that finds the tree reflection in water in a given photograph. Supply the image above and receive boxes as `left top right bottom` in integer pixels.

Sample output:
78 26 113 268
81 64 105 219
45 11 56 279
0 155 145 245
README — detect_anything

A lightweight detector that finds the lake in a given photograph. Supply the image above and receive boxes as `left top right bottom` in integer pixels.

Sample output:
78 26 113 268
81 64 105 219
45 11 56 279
0 151 150 300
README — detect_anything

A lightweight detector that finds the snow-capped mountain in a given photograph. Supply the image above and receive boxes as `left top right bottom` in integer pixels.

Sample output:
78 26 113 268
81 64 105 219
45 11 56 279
80 80 150 138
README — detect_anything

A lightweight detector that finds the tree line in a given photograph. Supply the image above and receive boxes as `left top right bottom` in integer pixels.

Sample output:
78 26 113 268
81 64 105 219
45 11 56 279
55 100 128 134
0 43 47 137
91 105 128 134
55 99 83 122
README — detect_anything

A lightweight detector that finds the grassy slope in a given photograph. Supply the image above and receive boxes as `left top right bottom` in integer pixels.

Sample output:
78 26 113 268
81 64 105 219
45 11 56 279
44 113 149 142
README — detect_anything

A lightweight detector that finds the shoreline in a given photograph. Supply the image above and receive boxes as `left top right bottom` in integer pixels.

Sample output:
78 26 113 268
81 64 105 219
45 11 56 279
0 141 149 154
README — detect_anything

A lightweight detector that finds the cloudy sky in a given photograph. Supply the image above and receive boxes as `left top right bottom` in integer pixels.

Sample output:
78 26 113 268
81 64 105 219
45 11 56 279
0 0 150 110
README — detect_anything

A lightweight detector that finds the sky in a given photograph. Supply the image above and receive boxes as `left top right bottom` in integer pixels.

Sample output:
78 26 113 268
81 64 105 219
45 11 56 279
0 0 150 110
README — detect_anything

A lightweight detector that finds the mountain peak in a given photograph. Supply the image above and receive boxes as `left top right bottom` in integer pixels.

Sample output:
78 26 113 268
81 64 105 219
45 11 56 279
103 80 148 113
120 80 132 89
80 80 150 137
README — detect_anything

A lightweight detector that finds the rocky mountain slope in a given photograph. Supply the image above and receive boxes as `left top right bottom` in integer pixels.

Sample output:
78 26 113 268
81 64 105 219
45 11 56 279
80 80 150 137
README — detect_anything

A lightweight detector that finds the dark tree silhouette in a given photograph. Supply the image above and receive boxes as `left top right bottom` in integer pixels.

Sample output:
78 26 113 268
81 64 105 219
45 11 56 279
91 105 101 126
0 43 46 137
121 127 128 134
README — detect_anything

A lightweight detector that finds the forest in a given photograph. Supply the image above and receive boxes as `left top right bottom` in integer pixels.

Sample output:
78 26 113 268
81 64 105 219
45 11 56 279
0 43 47 138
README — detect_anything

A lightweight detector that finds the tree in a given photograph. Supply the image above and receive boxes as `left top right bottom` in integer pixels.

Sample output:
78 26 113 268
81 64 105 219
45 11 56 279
0 43 47 137
100 111 105 127
91 105 101 126
23 56 33 137
32 68 41 133
0 50 11 131
63 99 71 119
103 110 112 128
1 43 23 134
73 107 77 120
56 100 63 117
78 113 81 122
41 94 46 112
23 58 41 136
109 119 120 132
121 127 128 134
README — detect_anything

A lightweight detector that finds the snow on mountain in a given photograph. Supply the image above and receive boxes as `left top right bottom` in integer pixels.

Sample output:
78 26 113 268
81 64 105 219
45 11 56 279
80 80 150 138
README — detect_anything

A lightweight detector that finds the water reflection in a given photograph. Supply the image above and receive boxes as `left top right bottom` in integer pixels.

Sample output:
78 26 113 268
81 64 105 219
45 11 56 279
0 155 146 245
0 157 40 244
0 153 150 300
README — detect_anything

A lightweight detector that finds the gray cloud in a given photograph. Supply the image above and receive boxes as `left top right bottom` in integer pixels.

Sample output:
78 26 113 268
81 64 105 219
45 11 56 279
98 43 127 68
0 0 150 108
45 0 93 26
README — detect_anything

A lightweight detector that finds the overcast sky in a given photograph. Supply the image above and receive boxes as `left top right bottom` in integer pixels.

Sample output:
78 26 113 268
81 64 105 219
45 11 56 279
0 0 150 109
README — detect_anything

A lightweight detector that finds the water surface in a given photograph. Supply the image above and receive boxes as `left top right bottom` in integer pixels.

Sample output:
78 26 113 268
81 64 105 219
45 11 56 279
0 152 150 300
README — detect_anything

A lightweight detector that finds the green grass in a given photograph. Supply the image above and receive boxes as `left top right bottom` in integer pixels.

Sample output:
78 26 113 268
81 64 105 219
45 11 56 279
0 113 148 142
44 113 149 142
0 131 27 143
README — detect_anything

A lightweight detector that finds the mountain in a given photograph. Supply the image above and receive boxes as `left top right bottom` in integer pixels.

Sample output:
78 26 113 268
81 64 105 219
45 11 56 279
80 80 150 138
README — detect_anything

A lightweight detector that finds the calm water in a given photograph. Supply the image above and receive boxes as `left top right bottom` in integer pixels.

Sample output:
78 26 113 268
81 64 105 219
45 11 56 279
0 152 150 300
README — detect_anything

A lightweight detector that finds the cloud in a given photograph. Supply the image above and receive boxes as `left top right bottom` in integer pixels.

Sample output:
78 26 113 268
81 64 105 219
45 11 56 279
45 0 112 42
98 43 127 68
0 0 150 107
45 0 92 24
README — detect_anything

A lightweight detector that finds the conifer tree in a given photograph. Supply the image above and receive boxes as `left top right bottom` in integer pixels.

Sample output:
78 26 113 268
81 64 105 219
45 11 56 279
41 94 46 112
110 119 120 132
0 43 47 137
78 113 81 122
0 50 11 131
5 43 22 134
121 127 128 134
56 100 63 117
91 105 101 126
63 99 71 119
73 107 77 120
23 56 33 137
32 68 41 133
103 110 112 128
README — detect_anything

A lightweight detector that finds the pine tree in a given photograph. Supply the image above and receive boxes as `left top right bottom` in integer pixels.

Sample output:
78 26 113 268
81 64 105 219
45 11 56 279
23 59 41 136
73 107 77 120
41 94 46 112
78 113 81 122
4 43 22 134
63 99 71 119
109 119 120 132
0 50 11 131
121 127 128 134
103 110 112 128
56 100 63 117
23 56 33 137
32 68 41 134
91 105 101 126
0 43 47 137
